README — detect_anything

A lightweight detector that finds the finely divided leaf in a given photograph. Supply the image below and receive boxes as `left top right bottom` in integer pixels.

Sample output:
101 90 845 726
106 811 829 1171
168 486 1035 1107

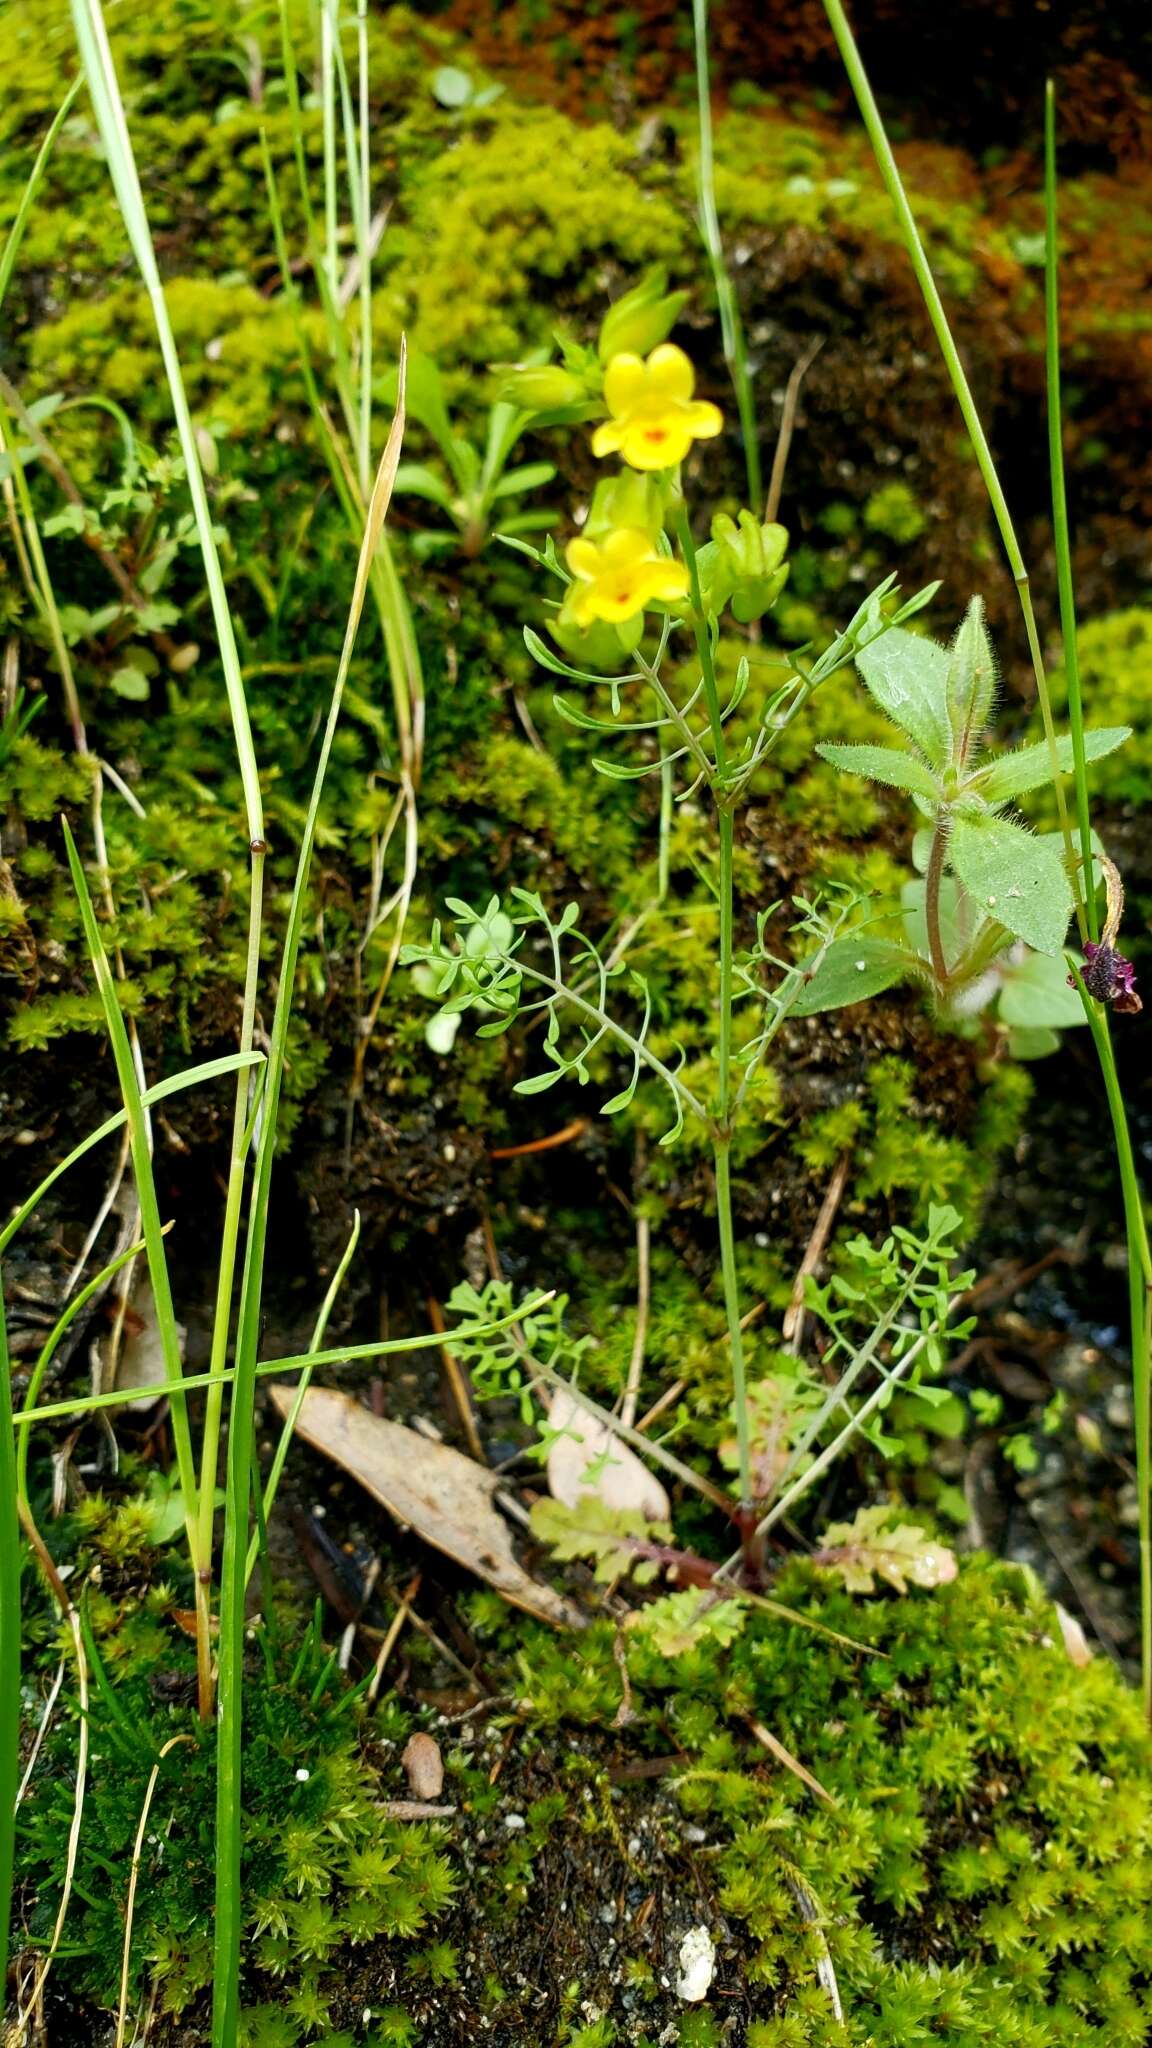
949 814 1073 954
854 627 952 770
815 1505 957 1595
816 742 940 802
975 726 1130 804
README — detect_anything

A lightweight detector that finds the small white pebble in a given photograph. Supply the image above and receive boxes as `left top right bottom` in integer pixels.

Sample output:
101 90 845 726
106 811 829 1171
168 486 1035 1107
676 1925 716 2002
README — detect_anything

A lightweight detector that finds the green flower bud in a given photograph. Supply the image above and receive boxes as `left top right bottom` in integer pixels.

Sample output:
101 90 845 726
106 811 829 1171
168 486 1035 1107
583 470 667 542
551 601 644 672
597 266 690 364
697 510 790 623
496 363 588 409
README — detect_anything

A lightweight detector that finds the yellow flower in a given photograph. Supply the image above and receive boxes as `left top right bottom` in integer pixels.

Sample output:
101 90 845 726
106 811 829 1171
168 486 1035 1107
591 344 723 471
564 526 689 626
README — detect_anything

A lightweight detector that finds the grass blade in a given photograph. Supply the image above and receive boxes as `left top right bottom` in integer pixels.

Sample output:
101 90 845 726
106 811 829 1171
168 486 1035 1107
61 823 201 1540
0 79 82 312
0 1052 262 1258
0 1295 21 1998
212 349 407 2045
69 0 262 842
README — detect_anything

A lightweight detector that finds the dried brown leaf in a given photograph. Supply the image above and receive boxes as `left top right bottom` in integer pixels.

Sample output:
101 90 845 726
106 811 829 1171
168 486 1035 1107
267 1384 583 1629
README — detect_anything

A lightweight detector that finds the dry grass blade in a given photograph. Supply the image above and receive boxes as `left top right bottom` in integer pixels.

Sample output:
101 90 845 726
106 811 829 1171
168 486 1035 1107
748 1719 839 1809
115 1737 196 2048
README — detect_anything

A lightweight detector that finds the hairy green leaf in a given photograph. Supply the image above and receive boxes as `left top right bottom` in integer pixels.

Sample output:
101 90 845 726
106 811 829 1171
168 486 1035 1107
949 814 1073 954
945 595 997 768
854 626 952 769
974 726 1130 804
816 741 940 801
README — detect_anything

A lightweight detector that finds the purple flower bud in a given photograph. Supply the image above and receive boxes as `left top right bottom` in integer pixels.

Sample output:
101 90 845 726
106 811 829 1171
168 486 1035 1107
1073 941 1143 1014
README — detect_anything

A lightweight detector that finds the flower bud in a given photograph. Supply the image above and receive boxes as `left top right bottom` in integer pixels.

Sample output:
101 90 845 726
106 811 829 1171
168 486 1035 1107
695 511 789 623
583 470 666 542
495 363 587 409
551 603 644 672
597 267 689 364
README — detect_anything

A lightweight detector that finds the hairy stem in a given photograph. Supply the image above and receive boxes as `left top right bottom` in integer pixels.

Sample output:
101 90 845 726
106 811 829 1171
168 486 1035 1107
924 808 950 985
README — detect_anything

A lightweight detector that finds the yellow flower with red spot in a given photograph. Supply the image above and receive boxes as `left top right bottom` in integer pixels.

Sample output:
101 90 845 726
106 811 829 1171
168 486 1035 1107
564 527 689 627
592 344 723 471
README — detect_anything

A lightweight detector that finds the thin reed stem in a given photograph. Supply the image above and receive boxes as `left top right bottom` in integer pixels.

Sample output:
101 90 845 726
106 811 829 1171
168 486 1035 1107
691 0 761 507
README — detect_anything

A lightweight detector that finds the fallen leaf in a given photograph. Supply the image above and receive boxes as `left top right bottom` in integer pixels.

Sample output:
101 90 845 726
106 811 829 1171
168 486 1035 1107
267 1385 583 1629
106 1273 187 1412
546 1386 670 1522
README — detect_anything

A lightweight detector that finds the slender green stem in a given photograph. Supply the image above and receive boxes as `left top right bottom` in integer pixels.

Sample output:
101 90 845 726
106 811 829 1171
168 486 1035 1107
0 80 82 308
194 848 266 1718
821 0 1076 888
1075 974 1152 1713
676 505 728 769
827 0 1151 1712
0 1053 262 1261
691 0 761 508
714 1142 751 1509
243 1212 361 1587
673 508 751 1507
16 1234 148 1508
0 1290 21 2001
1044 83 1096 942
71 0 263 845
16 1294 553 1429
657 755 673 903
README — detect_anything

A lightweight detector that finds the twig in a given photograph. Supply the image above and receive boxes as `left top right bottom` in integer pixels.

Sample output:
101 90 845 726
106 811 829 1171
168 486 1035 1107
620 1194 651 1431
634 1378 686 1435
764 336 824 525
427 1297 485 1463
367 1573 420 1703
782 1149 851 1351
489 1119 588 1159
747 1718 838 1808
780 1858 844 2022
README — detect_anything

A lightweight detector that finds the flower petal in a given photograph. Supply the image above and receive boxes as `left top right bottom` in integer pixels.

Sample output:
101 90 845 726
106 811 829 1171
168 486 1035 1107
684 400 724 439
646 343 694 402
645 560 690 602
565 536 602 579
601 527 652 568
621 418 694 470
591 421 624 459
603 353 647 416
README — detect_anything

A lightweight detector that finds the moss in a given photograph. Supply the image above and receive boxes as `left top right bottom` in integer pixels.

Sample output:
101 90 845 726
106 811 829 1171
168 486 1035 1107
516 1554 1152 2043
18 1551 452 2039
